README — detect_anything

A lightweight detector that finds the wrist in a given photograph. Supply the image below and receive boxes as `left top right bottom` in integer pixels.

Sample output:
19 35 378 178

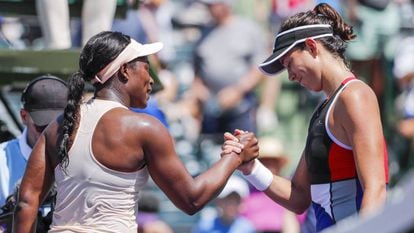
222 152 243 165
236 83 249 95
242 160 273 191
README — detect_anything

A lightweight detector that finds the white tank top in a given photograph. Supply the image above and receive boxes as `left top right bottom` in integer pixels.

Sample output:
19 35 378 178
49 99 149 233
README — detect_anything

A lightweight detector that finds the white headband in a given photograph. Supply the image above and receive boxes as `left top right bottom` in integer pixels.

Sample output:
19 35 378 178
92 39 163 84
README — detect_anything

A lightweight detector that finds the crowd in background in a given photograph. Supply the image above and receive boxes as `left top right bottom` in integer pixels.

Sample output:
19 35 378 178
1 0 414 232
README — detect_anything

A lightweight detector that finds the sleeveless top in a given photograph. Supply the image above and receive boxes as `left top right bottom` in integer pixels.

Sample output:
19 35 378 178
304 77 388 232
50 99 149 233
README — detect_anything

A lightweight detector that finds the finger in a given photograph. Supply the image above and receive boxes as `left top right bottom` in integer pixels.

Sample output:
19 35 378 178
230 146 242 154
221 147 232 155
234 129 247 136
224 140 244 149
224 132 239 142
222 145 242 154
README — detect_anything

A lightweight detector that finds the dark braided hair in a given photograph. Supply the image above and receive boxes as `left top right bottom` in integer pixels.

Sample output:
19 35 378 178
58 31 131 170
280 3 356 68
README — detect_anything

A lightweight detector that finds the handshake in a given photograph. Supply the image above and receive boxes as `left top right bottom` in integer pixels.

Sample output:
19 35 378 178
221 129 274 192
221 129 259 175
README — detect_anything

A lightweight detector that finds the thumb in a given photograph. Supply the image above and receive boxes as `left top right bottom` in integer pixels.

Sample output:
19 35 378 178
224 132 239 142
234 129 247 136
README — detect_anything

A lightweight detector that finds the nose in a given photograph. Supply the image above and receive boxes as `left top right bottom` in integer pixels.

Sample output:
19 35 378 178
287 70 296 81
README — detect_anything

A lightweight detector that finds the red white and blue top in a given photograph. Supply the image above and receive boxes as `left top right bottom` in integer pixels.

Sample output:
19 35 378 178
305 77 389 232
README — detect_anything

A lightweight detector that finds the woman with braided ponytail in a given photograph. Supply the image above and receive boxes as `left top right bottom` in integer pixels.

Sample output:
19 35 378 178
13 31 259 232
226 3 389 232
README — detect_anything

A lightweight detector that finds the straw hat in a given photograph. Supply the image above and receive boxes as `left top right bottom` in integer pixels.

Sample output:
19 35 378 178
258 137 288 167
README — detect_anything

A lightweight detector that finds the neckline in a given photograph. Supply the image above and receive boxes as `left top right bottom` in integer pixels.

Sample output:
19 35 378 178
326 76 356 100
92 98 128 108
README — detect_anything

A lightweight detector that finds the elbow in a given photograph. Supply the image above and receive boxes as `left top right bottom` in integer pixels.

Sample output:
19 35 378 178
17 191 39 212
289 195 311 215
179 201 205 216
291 204 309 215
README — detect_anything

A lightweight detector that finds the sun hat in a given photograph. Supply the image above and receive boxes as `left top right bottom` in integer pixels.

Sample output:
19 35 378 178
258 137 288 159
259 24 334 76
257 136 289 171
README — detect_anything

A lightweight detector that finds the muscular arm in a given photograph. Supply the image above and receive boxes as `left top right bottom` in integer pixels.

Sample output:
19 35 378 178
139 116 257 215
338 82 387 215
239 155 311 214
13 132 55 232
226 132 311 214
264 153 311 214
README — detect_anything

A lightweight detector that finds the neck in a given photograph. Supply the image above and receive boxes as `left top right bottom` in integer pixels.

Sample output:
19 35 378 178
95 88 129 107
216 11 232 25
321 58 354 99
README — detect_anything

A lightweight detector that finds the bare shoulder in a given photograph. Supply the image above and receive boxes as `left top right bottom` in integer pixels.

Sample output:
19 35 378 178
337 80 378 109
100 108 170 140
335 80 381 125
109 108 166 129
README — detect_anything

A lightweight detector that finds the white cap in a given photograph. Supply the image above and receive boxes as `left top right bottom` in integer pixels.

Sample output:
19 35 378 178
93 39 163 84
218 175 249 199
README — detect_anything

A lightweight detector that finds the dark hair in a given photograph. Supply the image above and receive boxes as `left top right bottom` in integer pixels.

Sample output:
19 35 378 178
280 3 355 65
58 31 131 170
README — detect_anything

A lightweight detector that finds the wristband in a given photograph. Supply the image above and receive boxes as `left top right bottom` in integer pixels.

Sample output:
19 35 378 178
242 160 273 191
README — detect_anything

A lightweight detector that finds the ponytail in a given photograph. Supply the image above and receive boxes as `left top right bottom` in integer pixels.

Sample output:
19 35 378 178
57 31 130 171
313 3 355 41
58 71 85 171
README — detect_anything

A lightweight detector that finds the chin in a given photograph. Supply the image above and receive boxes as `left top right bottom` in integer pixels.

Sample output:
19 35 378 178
132 101 147 109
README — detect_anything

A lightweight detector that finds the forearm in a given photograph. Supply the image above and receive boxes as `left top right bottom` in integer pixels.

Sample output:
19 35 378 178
14 201 38 233
359 184 387 216
194 153 241 195
259 77 280 108
242 160 310 214
171 153 242 215
265 175 310 214
236 68 264 94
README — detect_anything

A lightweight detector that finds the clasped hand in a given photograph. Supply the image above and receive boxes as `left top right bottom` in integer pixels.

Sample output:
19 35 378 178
221 129 259 167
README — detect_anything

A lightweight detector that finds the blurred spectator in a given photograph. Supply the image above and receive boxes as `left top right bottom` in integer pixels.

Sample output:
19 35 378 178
0 75 68 232
0 120 15 143
394 1 414 137
112 0 176 64
0 17 25 49
268 0 314 34
256 77 281 135
392 0 414 175
187 0 268 140
231 0 271 29
343 0 400 108
36 0 117 48
137 191 174 233
241 137 303 233
112 0 179 130
132 98 169 128
394 39 414 138
192 175 255 233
